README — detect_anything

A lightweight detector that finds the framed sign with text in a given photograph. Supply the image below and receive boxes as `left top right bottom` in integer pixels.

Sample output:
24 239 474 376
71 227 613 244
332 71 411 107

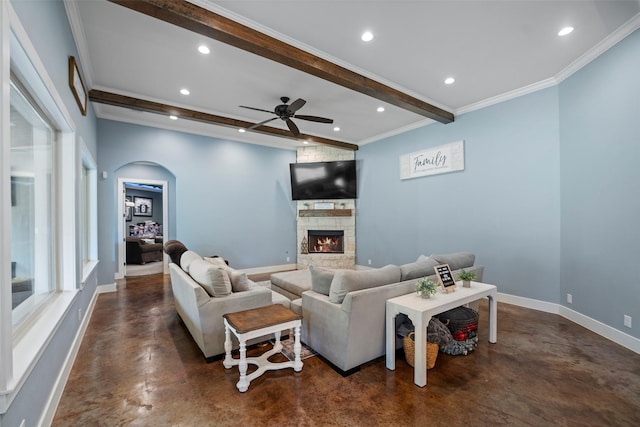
434 264 457 293
399 140 464 180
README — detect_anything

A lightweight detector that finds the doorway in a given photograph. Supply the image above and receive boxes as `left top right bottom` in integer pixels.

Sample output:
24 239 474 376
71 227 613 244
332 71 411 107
117 177 169 279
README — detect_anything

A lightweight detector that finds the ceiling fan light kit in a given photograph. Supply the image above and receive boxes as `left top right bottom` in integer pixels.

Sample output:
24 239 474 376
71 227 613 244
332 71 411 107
240 96 334 137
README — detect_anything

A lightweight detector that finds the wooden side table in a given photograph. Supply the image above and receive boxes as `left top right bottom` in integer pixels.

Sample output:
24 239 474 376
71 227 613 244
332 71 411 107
223 304 303 392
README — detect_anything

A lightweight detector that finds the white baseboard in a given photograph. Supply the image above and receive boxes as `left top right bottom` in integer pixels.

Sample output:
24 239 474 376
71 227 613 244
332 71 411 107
39 288 99 427
97 283 117 293
239 263 297 276
497 292 640 355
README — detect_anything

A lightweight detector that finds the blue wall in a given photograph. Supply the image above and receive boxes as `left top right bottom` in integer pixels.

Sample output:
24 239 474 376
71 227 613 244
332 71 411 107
357 87 561 303
358 28 640 339
559 28 640 334
96 120 297 284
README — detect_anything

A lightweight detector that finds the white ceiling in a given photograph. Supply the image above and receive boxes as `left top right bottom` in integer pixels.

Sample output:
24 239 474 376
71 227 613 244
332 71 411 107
66 0 640 150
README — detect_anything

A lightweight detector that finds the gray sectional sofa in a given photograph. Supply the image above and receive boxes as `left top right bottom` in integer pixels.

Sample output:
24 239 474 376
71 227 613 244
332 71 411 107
169 250 289 360
271 252 484 374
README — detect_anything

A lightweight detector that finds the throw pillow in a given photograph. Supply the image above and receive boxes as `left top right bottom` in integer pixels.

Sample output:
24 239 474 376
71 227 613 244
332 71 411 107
204 256 228 267
329 264 401 304
400 257 440 281
429 252 475 271
309 265 334 296
141 238 155 245
180 250 202 274
188 259 232 297
227 269 251 292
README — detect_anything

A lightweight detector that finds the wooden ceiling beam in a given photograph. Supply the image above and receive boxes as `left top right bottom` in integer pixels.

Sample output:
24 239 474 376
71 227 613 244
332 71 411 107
89 90 359 151
108 0 454 124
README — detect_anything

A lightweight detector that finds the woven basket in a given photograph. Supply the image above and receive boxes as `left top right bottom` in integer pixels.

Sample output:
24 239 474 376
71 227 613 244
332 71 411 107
402 332 438 369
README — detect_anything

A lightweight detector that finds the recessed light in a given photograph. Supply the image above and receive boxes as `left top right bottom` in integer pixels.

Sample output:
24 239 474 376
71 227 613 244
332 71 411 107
361 31 374 42
444 77 455 85
333 126 341 132
377 106 385 113
198 45 210 54
180 88 190 95
238 128 246 133
558 26 574 36
169 115 178 120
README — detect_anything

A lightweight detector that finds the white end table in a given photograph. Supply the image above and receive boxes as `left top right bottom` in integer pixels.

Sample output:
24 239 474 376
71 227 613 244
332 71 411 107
223 304 303 392
385 281 497 387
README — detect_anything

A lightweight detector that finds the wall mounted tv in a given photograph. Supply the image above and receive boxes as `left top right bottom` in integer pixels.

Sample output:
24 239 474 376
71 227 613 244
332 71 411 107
289 160 357 200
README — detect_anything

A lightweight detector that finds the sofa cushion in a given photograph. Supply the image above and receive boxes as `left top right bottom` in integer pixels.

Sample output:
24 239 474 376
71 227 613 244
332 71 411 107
180 250 202 274
329 264 401 304
428 252 475 271
227 270 251 292
164 240 188 265
400 256 441 281
188 259 232 297
309 266 334 296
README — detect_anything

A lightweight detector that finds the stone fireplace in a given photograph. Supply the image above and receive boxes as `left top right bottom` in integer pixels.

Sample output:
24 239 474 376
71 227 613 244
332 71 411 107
296 146 356 269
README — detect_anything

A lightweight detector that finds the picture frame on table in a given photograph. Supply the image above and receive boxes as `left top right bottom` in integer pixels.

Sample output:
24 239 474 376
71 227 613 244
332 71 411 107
434 264 457 293
134 196 153 217
68 56 87 116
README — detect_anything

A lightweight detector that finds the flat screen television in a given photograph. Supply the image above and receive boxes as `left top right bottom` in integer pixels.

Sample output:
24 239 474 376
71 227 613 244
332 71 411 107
289 160 357 200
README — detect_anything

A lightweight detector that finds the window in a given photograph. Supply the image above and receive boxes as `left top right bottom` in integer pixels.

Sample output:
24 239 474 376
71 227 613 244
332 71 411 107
80 141 98 285
10 78 56 328
1 5 80 411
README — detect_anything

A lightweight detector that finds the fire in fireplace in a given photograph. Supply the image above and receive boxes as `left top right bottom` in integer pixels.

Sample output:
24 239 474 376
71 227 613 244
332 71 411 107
307 230 344 253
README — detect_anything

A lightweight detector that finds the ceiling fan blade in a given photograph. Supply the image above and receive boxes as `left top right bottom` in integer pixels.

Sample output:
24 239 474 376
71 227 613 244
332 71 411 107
239 105 276 114
248 117 278 130
287 98 306 114
293 114 334 124
286 118 300 136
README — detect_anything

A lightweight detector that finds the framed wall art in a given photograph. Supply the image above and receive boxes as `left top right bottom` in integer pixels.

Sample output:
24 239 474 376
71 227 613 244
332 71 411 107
125 197 132 221
68 56 87 116
134 196 153 217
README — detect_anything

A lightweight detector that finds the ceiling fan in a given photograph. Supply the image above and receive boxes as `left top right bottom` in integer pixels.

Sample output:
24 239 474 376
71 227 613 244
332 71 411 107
240 96 334 136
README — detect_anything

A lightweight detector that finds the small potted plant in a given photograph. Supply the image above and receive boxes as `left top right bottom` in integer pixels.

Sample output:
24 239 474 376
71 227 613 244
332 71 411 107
457 269 477 288
416 277 438 299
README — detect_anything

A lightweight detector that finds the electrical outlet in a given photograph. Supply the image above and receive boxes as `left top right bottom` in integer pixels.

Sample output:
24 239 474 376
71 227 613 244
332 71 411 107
624 315 632 328
368 259 372 265
78 308 82 322
567 293 572 304
286 256 290 262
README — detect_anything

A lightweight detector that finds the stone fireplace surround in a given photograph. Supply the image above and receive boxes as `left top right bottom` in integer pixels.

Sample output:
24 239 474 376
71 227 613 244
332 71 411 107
296 146 356 270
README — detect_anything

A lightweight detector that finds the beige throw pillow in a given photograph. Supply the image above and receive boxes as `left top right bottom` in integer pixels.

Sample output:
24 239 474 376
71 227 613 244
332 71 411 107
309 266 334 296
227 270 251 292
188 259 232 297
180 250 202 274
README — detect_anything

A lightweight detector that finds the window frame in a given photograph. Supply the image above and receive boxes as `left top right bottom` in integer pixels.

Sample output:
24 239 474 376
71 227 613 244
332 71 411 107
1 3 80 414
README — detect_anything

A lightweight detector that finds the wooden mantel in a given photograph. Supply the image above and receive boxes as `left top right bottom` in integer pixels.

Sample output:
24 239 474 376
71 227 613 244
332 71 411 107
299 209 353 217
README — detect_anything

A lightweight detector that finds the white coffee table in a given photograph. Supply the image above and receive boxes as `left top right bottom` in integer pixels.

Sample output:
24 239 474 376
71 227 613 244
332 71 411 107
385 281 497 387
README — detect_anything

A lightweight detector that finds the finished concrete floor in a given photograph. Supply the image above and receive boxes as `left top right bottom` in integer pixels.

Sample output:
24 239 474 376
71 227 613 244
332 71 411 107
52 273 640 426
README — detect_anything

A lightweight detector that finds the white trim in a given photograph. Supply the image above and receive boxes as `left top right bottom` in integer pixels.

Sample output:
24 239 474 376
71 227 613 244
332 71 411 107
0 0 12 396
117 177 169 280
0 291 77 414
97 283 117 294
497 292 640 355
63 0 94 88
39 288 99 427
238 263 297 276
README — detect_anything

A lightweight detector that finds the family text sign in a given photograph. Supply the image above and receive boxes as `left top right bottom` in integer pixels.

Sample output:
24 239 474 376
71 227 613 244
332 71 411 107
399 140 464 180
